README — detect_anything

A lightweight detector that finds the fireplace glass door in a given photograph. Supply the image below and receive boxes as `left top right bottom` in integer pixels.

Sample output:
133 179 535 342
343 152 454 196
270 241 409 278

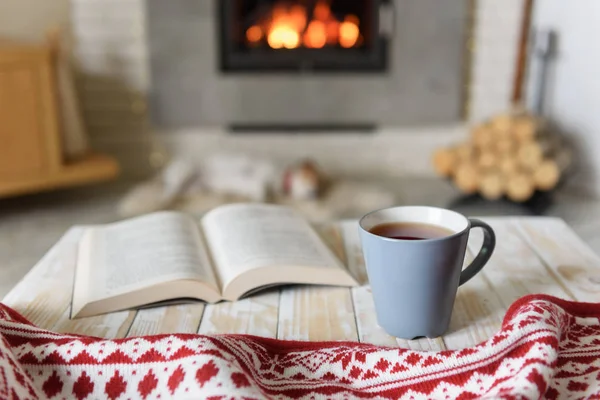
218 0 390 72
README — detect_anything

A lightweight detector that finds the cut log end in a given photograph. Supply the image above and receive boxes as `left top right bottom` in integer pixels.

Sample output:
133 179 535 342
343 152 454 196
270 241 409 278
496 137 514 154
513 116 542 142
432 148 457 177
454 163 479 194
499 156 519 175
472 125 494 149
534 160 560 191
533 148 572 190
491 114 513 133
479 171 504 200
455 143 475 161
478 151 497 170
517 142 544 170
506 172 535 202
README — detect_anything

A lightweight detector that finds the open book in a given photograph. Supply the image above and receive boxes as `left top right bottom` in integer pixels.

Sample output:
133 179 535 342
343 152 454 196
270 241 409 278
72 203 358 318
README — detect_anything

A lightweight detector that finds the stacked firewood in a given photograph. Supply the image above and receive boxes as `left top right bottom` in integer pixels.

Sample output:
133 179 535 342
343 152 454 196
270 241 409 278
432 111 572 202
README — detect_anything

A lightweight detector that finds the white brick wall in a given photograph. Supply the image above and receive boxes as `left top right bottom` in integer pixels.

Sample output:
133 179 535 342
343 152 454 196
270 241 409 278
468 0 524 123
70 0 150 157
71 0 149 92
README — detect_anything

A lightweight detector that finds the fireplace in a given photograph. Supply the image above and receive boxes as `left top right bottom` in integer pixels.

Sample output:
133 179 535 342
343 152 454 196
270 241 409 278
218 0 390 72
146 0 468 127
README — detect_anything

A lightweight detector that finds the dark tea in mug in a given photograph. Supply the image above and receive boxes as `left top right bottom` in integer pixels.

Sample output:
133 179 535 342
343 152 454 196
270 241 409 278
368 222 454 241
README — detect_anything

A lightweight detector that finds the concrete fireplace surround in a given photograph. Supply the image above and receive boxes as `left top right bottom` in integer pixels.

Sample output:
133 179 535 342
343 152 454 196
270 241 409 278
147 0 468 128
70 0 525 179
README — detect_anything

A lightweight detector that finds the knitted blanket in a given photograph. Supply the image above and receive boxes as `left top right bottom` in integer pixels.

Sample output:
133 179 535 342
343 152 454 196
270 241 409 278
0 294 599 399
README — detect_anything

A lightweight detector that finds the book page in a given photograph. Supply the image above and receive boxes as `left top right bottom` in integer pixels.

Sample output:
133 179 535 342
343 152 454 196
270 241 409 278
83 211 219 302
201 204 344 291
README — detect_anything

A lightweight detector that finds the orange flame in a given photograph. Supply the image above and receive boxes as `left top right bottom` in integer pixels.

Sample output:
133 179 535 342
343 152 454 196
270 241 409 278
246 25 263 45
339 15 360 48
246 1 361 50
304 20 326 49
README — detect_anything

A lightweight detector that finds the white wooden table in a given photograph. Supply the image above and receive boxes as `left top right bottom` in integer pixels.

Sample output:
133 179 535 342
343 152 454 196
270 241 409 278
3 217 600 351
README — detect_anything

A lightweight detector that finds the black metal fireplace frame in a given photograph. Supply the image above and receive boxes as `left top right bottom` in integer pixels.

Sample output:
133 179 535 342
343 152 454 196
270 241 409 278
217 0 391 73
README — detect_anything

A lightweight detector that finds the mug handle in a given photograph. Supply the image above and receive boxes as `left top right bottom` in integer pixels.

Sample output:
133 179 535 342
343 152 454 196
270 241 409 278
459 219 496 286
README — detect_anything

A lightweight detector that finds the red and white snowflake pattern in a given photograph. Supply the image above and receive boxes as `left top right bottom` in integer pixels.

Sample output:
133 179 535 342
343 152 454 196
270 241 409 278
0 294 599 399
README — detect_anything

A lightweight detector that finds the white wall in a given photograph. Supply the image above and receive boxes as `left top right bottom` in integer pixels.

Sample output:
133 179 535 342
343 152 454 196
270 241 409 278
469 0 523 123
529 0 600 195
0 0 69 42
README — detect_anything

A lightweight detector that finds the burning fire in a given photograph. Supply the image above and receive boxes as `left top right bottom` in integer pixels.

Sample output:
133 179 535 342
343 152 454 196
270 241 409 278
245 1 361 49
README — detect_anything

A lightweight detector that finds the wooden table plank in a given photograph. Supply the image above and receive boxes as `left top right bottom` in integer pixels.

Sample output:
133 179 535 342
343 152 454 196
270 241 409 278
350 286 398 347
53 308 136 339
15 226 139 339
515 217 600 302
340 221 369 285
471 218 577 301
2 228 83 329
275 223 358 342
441 246 505 350
198 291 279 337
127 304 206 337
317 223 349 267
444 216 591 350
277 286 358 341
